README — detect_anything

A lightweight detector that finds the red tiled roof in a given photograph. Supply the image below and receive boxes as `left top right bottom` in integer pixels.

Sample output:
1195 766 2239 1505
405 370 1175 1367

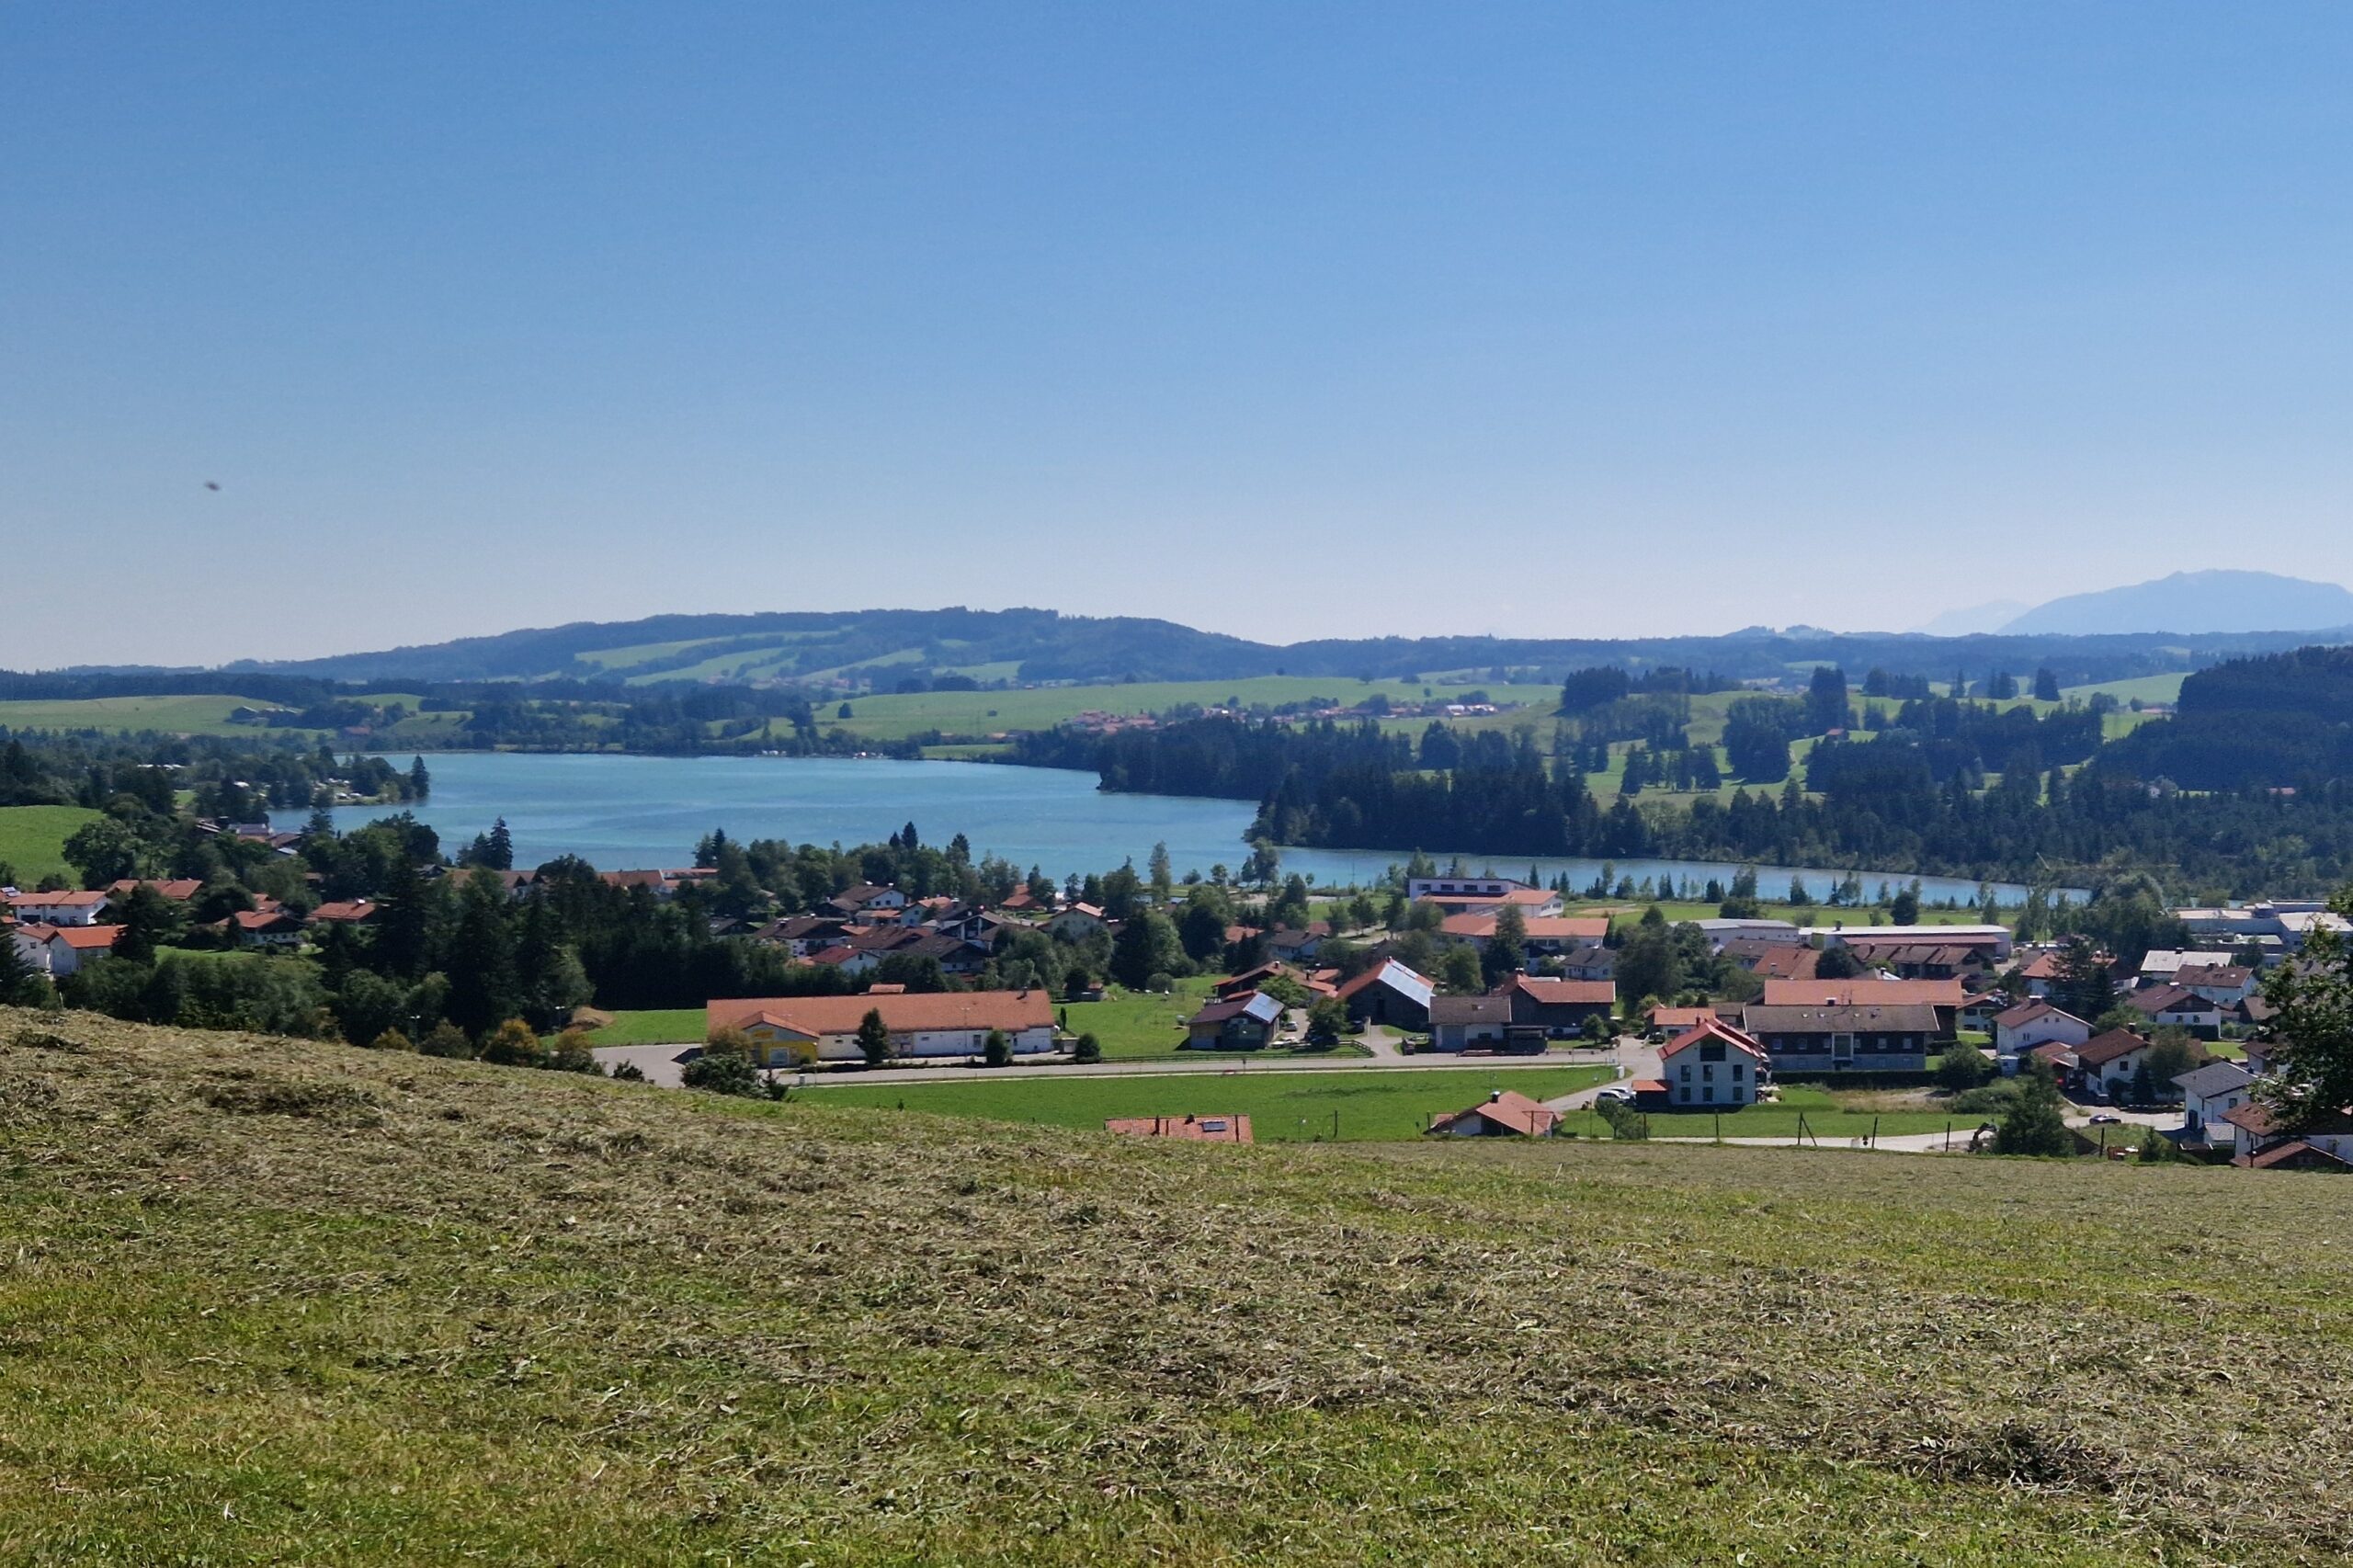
6 889 108 909
1648 1006 1719 1028
107 879 203 902
1508 975 1615 1006
2076 1028 2153 1069
708 990 1054 1038
1659 1017 1770 1065
1427 1090 1558 1138
42 925 121 951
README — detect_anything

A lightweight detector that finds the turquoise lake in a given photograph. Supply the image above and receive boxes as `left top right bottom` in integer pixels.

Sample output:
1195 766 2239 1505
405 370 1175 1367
306 751 2059 903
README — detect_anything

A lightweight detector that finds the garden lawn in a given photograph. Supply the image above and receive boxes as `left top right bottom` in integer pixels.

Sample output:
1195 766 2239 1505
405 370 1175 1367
797 1064 1613 1142
1058 979 1220 1060
1554 1085 1982 1142
567 1007 709 1046
0 804 105 884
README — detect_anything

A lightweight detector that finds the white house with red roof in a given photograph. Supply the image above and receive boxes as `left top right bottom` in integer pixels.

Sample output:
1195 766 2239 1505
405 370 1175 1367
1657 1017 1770 1108
1992 1001 2091 1062
13 922 121 977
5 889 110 926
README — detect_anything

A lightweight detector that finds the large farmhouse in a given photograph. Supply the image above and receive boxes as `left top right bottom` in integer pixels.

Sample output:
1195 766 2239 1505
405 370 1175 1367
706 990 1056 1068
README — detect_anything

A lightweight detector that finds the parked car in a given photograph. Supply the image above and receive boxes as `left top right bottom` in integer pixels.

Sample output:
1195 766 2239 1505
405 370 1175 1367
1594 1085 1634 1106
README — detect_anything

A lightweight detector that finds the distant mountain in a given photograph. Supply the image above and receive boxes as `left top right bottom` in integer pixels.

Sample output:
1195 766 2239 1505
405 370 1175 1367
1912 600 2031 637
2002 572 2353 636
127 605 2346 698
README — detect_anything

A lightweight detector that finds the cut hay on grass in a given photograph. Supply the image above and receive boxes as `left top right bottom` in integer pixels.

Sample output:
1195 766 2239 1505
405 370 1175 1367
2 1008 2350 1564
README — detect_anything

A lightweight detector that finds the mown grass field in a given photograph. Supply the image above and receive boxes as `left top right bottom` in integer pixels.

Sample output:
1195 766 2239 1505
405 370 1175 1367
797 1065 1614 1142
818 676 1563 744
563 1006 709 1045
0 804 105 883
4 1011 2351 1564
1061 977 1220 1060
0 693 299 737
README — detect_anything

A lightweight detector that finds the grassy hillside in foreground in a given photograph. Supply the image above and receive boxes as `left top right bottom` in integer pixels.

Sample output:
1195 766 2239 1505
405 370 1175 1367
4 1012 2352 1565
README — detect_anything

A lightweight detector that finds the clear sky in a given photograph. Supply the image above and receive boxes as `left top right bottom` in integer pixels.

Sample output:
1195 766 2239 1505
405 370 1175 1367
6 3 2352 667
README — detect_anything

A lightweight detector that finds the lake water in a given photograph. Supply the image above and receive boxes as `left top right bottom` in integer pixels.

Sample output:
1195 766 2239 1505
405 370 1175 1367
303 752 2061 903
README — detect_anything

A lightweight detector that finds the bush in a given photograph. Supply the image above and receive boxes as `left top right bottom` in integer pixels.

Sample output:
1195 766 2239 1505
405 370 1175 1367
419 1020 474 1059
364 1028 415 1052
1145 971 1175 995
1071 1032 1102 1064
608 1061 648 1082
983 1028 1012 1068
1598 1101 1648 1141
1949 1080 2022 1117
682 1048 762 1096
1935 1047 1995 1092
548 1029 600 1074
480 1019 546 1069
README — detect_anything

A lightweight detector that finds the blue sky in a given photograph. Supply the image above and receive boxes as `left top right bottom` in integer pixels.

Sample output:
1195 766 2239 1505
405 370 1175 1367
6 3 2351 666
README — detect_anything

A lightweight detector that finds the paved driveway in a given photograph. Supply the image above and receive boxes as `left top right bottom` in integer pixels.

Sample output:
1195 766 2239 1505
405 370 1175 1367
1546 1035 1655 1111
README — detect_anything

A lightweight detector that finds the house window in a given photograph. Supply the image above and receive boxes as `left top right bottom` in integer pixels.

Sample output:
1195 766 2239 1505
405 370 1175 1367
1679 1064 1690 1082
1731 1062 1744 1082
1702 1085 1715 1103
1678 1085 1692 1104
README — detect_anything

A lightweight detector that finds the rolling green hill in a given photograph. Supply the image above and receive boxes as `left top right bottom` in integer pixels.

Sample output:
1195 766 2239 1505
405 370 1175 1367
4 1011 2351 1564
211 604 2348 693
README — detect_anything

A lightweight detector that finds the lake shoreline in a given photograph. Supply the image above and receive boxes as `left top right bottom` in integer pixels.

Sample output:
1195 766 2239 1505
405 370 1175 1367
325 751 2075 903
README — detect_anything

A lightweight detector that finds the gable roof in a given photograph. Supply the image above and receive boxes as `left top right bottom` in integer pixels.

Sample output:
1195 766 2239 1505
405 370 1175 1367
40 925 121 951
1427 994 1514 1027
1189 991 1284 1028
1659 1017 1770 1065
2127 983 2213 1014
1335 959 1434 1009
6 889 108 911
708 990 1054 1038
1506 975 1616 1006
2076 1028 2154 1069
1426 1089 1557 1138
1994 1000 2084 1031
1648 1005 1719 1028
1761 977 1962 1008
2175 1061 2255 1098
107 878 203 902
1741 1003 1941 1035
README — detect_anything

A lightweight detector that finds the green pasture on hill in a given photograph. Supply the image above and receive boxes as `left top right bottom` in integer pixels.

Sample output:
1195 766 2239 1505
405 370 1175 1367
0 804 107 884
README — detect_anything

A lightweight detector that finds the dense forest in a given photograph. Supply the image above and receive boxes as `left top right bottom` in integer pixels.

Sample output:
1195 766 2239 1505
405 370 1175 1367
2094 646 2353 790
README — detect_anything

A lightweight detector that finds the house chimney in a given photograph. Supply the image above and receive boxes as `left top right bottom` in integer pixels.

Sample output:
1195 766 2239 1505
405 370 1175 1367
1488 1089 1502 1103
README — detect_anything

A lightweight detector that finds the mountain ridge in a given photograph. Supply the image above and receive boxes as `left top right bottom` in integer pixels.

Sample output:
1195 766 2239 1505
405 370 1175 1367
2001 570 2353 636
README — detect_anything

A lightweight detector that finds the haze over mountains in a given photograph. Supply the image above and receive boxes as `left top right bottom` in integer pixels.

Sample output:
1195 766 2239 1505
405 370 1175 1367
1998 571 2353 636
